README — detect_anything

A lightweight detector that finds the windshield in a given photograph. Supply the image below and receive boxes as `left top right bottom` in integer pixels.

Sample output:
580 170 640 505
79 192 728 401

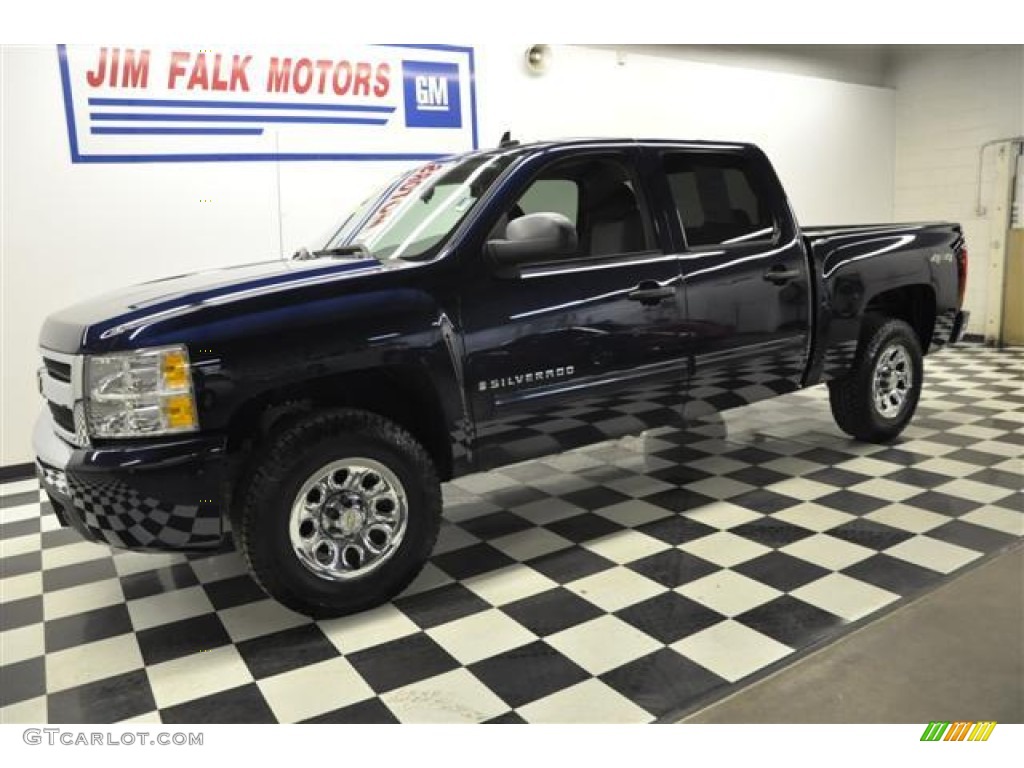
321 152 516 261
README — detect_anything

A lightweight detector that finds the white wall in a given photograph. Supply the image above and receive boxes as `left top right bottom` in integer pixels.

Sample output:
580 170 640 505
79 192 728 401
1 43 897 466
890 45 1024 331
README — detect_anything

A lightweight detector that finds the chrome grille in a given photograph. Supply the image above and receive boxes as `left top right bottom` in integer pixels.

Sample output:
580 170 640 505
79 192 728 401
39 348 88 447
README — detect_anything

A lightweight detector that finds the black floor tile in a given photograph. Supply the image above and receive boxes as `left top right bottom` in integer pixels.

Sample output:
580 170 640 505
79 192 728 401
826 519 916 550
0 595 43 632
601 648 728 718
430 543 516 581
47 669 155 724
815 490 889 516
202 574 267 611
347 634 460 694
484 711 527 723
966 468 1023 491
795 448 852 467
734 551 831 592
160 683 276 724
994 492 1023 512
0 656 45 707
731 489 801 515
726 466 789 488
729 517 816 548
628 548 720 588
561 486 631 511
136 613 233 666
642 488 716 513
649 465 712 486
526 546 615 583
615 592 724 644
488 486 549 511
44 604 134 653
637 515 717 546
458 511 534 540
905 491 981 516
42 557 117 592
925 520 1018 554
302 697 399 723
724 447 779 465
501 587 604 637
736 595 845 648
1 551 42 578
237 624 340 680
0 517 40 540
0 491 39 509
887 468 953 489
468 641 588 709
545 512 624 543
394 582 492 630
842 554 943 595
40 528 87 549
805 467 872 489
119 563 199 601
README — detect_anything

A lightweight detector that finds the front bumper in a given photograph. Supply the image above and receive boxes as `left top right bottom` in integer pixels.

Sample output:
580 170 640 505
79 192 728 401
33 409 229 551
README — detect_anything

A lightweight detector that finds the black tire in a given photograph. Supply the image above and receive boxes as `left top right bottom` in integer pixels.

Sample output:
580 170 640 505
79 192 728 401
238 408 442 618
828 317 924 443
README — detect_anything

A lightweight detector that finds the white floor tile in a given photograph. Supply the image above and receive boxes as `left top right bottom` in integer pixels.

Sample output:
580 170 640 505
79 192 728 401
792 573 898 621
772 503 857 533
850 478 925 503
0 695 48 723
546 615 661 675
683 502 762 530
44 578 125 621
318 604 419 654
678 531 771 567
489 527 573 561
672 620 793 683
46 634 143 693
517 678 653 723
0 623 45 666
258 657 374 723
146 645 252 709
565 566 666 612
382 668 509 723
864 504 949 534
0 572 43 603
594 499 672 527
216 599 311 643
935 479 1016 505
884 536 982 574
461 564 557 606
780 533 875 570
426 609 536 665
582 529 668 565
126 585 215 631
676 570 781 616
960 506 1024 536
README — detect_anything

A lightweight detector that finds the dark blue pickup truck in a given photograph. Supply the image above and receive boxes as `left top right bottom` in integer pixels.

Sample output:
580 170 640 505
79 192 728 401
34 138 970 616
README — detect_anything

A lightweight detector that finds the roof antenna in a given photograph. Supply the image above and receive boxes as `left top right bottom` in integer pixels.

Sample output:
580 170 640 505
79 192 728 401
499 131 519 148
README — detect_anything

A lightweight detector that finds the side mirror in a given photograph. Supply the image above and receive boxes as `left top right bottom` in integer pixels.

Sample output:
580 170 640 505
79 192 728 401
486 212 578 269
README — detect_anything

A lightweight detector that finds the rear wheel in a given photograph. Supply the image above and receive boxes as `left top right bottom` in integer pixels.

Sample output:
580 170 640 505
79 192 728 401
828 317 924 443
238 408 442 618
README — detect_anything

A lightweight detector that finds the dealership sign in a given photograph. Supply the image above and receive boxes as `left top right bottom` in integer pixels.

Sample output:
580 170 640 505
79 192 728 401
57 44 478 163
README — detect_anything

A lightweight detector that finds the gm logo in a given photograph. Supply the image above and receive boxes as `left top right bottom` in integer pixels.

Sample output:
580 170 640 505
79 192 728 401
402 60 461 129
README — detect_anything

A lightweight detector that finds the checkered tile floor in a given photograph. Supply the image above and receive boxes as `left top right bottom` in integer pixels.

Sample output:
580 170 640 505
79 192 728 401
2 344 1021 724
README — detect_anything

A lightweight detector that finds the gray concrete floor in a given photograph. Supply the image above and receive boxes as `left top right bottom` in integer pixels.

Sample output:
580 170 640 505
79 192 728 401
682 543 1024 723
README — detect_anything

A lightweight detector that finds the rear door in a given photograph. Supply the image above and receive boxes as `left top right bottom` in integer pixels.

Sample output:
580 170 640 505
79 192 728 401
459 147 690 470
653 145 813 415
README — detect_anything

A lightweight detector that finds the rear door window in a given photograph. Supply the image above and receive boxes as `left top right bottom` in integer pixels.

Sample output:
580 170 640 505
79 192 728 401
663 153 776 247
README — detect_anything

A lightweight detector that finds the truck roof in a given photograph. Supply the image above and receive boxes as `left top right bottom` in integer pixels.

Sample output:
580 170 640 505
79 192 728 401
447 137 759 163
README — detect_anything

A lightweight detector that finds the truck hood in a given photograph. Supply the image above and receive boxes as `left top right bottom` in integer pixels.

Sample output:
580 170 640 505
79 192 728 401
40 256 393 353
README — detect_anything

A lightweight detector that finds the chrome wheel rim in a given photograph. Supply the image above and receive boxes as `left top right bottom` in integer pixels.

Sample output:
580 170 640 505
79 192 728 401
872 343 914 419
288 458 408 581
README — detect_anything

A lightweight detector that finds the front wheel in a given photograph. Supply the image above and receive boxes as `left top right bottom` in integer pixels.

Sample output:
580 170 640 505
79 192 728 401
238 408 442 618
828 318 924 443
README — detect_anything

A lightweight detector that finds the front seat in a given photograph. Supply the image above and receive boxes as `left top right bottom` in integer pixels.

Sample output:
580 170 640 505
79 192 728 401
586 182 645 256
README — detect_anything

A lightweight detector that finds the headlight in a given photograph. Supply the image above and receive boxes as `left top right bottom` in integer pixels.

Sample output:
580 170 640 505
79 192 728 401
85 345 198 438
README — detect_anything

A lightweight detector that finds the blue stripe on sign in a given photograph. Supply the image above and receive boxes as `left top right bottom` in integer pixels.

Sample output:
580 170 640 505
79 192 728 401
90 112 388 125
91 127 264 136
87 97 396 114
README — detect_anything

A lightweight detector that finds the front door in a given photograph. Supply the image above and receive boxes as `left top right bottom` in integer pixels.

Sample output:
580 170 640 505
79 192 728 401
459 149 689 470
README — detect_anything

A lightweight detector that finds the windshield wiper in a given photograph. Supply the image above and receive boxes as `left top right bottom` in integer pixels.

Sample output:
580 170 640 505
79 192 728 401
292 244 375 261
